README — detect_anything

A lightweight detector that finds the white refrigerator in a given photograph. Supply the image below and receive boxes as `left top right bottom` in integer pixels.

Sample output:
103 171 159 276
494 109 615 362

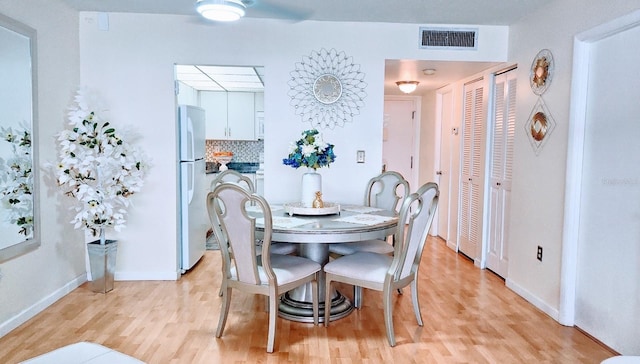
178 105 208 272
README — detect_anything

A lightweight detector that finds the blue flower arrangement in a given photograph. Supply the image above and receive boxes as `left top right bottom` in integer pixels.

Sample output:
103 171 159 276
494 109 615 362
283 129 336 171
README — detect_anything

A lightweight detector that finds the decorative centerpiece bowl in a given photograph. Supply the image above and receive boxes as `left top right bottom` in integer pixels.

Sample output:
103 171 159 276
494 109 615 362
213 152 233 171
284 201 340 216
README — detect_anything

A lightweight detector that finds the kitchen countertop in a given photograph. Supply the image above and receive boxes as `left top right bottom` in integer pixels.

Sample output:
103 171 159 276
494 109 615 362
206 162 260 174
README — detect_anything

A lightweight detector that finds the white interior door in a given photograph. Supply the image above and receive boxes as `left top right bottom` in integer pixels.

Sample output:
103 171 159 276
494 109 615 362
486 69 516 278
383 99 415 188
436 88 454 242
458 78 485 261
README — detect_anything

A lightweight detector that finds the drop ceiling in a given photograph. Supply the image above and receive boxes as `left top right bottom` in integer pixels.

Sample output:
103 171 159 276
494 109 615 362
176 65 265 92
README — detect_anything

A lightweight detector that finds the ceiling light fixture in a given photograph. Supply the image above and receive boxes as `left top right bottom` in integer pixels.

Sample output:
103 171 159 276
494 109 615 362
423 68 436 76
196 0 246 22
396 81 419 94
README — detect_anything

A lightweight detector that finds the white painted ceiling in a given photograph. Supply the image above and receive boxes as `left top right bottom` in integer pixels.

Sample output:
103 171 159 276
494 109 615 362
61 0 549 25
62 0 546 94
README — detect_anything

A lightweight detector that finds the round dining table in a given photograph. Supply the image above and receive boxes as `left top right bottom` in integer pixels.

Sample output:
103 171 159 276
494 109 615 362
252 203 398 323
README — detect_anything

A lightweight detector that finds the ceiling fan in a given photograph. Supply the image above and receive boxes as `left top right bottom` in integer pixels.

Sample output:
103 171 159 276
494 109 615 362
195 0 310 22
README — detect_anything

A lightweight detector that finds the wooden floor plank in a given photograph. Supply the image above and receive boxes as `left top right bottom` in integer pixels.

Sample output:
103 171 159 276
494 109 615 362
0 237 615 363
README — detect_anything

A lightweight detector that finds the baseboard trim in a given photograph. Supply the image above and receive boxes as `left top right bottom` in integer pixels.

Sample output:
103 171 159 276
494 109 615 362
506 278 560 323
446 240 457 251
0 274 86 338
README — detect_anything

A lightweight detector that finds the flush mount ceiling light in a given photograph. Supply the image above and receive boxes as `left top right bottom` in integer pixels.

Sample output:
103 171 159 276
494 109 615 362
423 68 436 76
196 0 246 22
396 81 419 94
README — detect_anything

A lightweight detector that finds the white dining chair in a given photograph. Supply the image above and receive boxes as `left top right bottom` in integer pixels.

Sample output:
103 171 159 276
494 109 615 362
328 171 410 307
211 169 298 255
329 171 409 256
207 182 320 353
210 169 254 192
323 182 439 347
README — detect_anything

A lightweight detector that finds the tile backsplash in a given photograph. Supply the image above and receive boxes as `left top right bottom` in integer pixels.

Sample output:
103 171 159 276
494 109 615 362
206 139 264 163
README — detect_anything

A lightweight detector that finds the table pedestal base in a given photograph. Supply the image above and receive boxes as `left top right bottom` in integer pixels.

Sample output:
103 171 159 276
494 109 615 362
278 291 353 323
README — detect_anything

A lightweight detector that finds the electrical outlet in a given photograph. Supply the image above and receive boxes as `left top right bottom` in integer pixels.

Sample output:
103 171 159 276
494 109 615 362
537 246 543 261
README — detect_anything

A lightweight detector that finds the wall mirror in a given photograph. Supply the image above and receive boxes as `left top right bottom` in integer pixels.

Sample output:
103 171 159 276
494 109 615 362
0 13 39 263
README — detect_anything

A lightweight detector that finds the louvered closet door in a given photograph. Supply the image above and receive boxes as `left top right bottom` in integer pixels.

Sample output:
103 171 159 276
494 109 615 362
459 78 485 260
486 70 516 278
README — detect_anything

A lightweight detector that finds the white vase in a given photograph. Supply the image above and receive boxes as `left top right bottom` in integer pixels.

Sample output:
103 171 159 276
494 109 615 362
301 170 322 207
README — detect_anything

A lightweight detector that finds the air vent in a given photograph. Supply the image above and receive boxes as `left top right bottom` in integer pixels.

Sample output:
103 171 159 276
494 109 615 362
419 27 478 50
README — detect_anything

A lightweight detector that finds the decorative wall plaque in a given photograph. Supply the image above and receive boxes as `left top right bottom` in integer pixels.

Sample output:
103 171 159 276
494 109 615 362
526 97 556 155
530 49 554 95
288 48 367 129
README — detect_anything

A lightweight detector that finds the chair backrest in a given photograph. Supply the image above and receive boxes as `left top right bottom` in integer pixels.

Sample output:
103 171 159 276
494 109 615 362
207 182 275 286
211 169 255 193
388 182 439 282
364 171 410 213
211 170 256 215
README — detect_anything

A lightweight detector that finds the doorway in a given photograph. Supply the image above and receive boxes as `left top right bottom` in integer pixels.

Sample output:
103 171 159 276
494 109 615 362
435 86 455 244
563 12 640 354
382 97 419 192
458 78 486 261
485 67 517 278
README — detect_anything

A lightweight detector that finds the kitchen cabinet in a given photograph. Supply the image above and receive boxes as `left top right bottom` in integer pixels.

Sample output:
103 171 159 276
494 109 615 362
255 92 264 112
255 111 264 140
201 91 256 140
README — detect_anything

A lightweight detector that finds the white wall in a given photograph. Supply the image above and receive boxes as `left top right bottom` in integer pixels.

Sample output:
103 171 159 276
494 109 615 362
574 21 640 354
0 0 84 337
419 91 438 186
77 13 509 280
507 0 640 326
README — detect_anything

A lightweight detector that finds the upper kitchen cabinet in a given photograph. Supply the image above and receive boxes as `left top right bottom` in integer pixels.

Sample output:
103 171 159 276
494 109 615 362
201 91 257 140
227 92 255 140
175 64 265 140
176 81 198 106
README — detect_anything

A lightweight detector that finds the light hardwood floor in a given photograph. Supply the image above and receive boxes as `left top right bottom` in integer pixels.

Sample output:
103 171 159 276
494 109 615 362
0 237 615 363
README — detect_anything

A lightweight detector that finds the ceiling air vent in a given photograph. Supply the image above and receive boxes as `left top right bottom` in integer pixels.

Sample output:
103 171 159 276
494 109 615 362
419 27 478 50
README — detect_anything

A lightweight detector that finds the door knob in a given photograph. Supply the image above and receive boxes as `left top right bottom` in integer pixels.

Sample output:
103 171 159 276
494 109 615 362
436 171 443 175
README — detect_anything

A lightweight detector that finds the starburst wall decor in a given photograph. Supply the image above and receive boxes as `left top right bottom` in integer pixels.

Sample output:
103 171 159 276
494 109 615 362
288 48 367 129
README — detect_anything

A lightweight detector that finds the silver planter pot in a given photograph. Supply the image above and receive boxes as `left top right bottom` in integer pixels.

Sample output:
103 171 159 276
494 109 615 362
87 240 118 293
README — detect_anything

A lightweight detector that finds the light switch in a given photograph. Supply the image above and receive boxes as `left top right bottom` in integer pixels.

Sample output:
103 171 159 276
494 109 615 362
97 12 109 31
357 150 365 163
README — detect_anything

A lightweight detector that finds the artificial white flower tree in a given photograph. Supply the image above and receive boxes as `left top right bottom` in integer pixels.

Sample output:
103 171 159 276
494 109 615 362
53 89 149 244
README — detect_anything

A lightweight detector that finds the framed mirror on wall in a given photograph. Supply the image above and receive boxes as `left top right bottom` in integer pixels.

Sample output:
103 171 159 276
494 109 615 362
0 13 39 263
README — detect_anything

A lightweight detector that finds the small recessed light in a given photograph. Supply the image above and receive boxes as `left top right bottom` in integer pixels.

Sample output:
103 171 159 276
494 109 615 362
423 68 436 76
